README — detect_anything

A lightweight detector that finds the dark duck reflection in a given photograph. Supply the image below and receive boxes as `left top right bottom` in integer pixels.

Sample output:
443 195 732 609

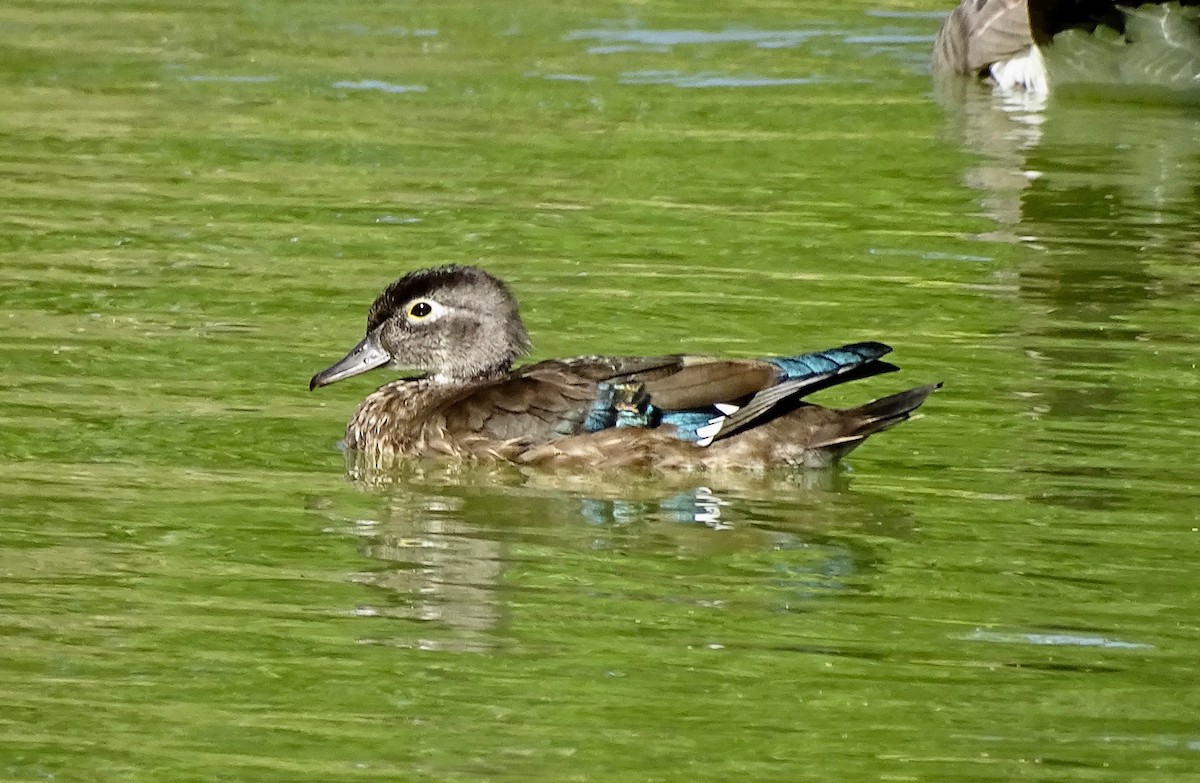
934 0 1200 96
310 266 938 473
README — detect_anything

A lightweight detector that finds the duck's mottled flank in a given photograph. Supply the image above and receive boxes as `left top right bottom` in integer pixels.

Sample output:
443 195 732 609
310 265 940 471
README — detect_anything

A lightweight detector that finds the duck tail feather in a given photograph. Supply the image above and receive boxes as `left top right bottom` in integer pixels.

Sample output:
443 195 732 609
844 382 942 436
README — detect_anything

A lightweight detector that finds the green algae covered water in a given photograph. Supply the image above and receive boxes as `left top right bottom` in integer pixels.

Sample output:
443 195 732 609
2 1 1199 781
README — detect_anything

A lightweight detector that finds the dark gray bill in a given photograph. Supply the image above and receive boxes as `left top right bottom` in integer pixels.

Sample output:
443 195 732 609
309 332 391 390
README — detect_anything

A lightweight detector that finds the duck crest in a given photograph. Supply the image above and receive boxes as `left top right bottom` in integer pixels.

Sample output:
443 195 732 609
366 265 500 332
310 265 941 471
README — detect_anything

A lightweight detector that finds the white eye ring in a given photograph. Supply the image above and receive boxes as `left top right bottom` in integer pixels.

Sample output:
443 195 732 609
405 298 446 322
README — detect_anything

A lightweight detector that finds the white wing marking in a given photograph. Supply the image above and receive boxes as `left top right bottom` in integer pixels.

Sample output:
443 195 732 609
695 403 741 447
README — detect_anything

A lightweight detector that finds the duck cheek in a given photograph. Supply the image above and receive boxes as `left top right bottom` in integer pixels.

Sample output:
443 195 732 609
395 329 447 373
380 323 423 364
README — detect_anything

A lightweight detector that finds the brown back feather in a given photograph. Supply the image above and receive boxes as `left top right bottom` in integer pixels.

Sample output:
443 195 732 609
934 0 1033 74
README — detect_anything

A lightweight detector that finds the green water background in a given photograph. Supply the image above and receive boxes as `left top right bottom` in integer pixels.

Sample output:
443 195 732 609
2 1 1199 781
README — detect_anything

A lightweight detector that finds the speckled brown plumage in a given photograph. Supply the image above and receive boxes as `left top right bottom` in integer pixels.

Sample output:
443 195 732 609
310 265 940 472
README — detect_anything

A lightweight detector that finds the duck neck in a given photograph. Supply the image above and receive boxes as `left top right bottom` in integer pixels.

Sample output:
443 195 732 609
427 363 511 386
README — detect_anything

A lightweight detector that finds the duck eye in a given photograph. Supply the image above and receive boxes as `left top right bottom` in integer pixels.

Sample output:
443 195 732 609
406 299 443 321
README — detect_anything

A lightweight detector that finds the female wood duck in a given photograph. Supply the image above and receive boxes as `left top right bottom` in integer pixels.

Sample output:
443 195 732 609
309 265 940 471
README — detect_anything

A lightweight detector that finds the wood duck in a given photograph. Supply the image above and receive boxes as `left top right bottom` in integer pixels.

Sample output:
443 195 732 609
309 265 940 471
933 0 1200 93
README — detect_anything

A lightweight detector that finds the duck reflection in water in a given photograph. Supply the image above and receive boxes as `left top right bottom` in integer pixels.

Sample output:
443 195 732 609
310 265 938 474
314 463 918 653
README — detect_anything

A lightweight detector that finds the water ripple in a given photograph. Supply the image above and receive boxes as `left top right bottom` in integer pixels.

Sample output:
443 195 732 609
180 74 278 83
332 80 427 94
566 26 833 48
964 628 1154 649
619 70 825 88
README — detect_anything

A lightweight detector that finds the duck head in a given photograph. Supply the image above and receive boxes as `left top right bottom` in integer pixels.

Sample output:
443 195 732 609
309 265 532 390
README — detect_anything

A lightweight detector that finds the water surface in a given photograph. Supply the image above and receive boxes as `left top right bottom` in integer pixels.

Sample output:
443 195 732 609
2 1 1199 781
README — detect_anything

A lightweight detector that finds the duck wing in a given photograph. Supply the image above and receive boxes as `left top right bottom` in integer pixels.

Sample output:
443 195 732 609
652 343 899 445
424 356 688 445
429 343 898 449
935 0 1033 74
559 342 899 445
